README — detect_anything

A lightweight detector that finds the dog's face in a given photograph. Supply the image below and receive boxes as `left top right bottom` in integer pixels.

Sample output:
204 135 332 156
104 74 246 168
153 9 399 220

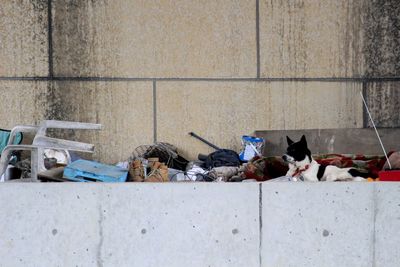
282 135 312 165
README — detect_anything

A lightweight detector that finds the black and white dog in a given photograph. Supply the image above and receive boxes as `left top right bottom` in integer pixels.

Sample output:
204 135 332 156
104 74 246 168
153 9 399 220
282 135 368 182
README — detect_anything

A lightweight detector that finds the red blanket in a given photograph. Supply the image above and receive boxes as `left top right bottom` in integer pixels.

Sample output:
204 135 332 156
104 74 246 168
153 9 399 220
243 153 392 181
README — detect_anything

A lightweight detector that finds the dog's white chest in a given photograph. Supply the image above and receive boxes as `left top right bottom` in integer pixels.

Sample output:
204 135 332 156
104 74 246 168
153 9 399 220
300 165 319 182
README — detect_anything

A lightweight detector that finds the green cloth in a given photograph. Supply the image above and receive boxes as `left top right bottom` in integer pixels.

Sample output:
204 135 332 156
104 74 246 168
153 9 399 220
0 130 22 155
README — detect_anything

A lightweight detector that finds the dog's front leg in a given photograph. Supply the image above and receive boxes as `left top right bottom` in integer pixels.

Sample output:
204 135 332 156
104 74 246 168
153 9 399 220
286 163 297 180
286 163 295 176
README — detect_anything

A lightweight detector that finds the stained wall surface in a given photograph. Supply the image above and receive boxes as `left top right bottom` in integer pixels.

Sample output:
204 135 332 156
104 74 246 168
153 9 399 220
1 0 399 162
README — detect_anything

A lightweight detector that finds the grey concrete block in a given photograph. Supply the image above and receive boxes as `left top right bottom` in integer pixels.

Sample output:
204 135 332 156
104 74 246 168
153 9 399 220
0 183 259 266
260 0 400 78
52 0 256 78
100 183 260 267
1 183 400 266
46 81 154 163
0 81 48 128
363 0 400 77
0 0 48 76
0 80 153 164
261 183 374 267
366 82 400 128
157 81 363 160
259 0 365 78
0 184 101 267
374 183 400 267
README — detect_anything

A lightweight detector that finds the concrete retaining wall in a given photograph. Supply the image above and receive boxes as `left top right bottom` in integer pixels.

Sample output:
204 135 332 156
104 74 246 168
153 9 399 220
1 1 400 162
0 182 399 267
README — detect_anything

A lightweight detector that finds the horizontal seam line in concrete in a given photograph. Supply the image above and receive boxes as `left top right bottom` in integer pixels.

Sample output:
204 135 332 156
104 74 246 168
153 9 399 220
0 77 50 81
1 77 400 82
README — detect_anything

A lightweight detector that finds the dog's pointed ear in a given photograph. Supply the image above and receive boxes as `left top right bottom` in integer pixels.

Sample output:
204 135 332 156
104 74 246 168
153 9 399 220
286 136 294 145
300 135 307 146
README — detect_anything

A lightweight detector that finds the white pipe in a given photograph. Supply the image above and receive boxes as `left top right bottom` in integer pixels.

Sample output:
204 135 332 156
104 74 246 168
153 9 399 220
360 91 392 169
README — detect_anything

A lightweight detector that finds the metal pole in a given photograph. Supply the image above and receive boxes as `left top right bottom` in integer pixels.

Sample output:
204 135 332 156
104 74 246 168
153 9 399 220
188 132 220 150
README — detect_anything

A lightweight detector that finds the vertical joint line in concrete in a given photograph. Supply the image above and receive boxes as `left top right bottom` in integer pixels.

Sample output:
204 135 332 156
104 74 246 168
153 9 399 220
372 183 377 267
153 80 157 143
48 0 54 78
259 183 263 267
97 199 105 267
362 81 368 128
256 0 260 78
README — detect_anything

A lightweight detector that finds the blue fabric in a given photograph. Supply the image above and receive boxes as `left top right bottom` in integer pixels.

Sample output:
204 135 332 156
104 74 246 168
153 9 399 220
0 130 22 155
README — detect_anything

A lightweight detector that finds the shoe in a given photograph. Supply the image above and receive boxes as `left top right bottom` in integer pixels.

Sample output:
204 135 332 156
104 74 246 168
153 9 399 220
128 159 144 182
159 163 169 182
145 161 169 182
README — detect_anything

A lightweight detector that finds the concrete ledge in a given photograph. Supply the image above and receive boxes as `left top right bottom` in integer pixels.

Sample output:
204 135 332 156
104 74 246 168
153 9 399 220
0 183 398 267
0 183 259 267
255 128 400 156
262 183 374 267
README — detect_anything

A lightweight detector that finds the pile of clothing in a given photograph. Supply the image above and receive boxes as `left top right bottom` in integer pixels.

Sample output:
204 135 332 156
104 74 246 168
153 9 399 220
125 141 396 183
127 146 247 182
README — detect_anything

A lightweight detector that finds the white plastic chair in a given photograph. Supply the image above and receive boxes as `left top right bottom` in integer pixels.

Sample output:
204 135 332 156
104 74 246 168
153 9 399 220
0 120 102 181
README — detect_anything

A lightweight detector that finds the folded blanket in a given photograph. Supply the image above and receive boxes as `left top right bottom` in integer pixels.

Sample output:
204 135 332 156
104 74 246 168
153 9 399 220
314 153 391 178
242 153 393 181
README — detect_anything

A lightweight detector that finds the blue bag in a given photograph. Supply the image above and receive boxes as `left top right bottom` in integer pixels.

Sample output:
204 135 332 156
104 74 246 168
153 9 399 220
239 135 264 162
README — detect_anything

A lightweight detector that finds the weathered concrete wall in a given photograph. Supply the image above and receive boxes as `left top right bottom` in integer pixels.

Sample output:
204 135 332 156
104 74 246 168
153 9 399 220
0 182 399 267
48 81 154 163
256 128 400 156
52 0 257 78
1 0 399 162
260 0 365 78
0 183 260 267
262 182 400 267
0 81 48 127
0 0 48 76
157 81 363 159
363 0 400 77
260 0 400 79
366 82 400 128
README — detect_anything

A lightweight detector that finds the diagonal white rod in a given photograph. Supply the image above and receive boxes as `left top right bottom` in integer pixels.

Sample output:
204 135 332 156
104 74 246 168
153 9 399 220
360 91 392 169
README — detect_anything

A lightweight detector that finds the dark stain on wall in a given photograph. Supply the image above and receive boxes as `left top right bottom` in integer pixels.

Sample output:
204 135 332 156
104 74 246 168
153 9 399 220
363 1 400 127
42 81 101 144
345 0 364 77
45 82 65 120
52 0 109 76
363 0 400 77
38 0 400 131
366 82 400 127
30 0 47 11
43 81 78 140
